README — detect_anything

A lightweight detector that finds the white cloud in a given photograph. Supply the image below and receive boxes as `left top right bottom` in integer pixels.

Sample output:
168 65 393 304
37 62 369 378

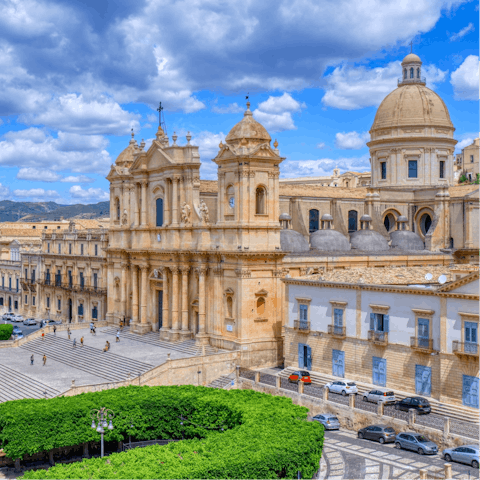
335 131 370 149
0 183 10 199
60 175 95 183
253 93 305 132
190 131 226 179
451 55 479 100
322 61 447 110
212 103 244 114
316 142 327 149
0 128 112 174
16 168 62 182
69 185 109 202
13 188 60 199
450 22 474 41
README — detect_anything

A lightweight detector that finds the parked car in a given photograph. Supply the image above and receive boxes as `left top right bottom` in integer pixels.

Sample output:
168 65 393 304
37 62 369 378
357 425 396 444
395 397 431 414
324 380 358 396
312 414 340 430
363 389 396 405
12 326 23 336
23 318 37 326
395 432 438 455
2 312 15 320
12 315 24 323
40 319 61 327
443 445 479 468
288 371 312 384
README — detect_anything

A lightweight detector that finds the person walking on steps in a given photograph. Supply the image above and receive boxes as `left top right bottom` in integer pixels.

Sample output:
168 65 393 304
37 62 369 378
43 354 47 366
73 338 77 348
80 336 84 347
116 330 120 342
41 332 45 341
90 322 94 334
103 341 108 352
53 325 56 336
30 354 34 366
92 325 96 335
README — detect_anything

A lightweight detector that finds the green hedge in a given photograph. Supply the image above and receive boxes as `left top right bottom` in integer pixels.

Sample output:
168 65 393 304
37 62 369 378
0 386 324 479
0 324 13 340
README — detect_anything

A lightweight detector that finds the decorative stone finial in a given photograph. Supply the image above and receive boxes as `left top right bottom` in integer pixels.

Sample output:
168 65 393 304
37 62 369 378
172 132 178 145
186 131 192 145
156 125 164 141
273 139 278 148
219 141 224 149
140 139 145 150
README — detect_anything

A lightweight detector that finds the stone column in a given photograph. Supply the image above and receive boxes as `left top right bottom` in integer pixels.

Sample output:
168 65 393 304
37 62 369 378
131 265 139 324
127 185 135 227
106 261 115 323
133 264 151 334
196 265 209 345
133 183 140 227
159 267 170 340
170 266 180 341
140 180 148 226
172 177 179 225
179 177 186 212
164 180 171 226
180 266 190 339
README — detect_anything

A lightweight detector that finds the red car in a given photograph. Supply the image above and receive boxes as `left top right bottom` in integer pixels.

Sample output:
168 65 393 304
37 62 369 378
288 370 312 384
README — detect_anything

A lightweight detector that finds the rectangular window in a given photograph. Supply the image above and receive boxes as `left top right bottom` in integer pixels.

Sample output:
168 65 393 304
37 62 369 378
93 273 98 289
47 243 50 253
46 269 50 285
333 308 344 335
471 155 474 163
46 297 50 308
417 318 430 348
69 243 72 254
1 277 3 288
80 272 84 288
31 269 35 283
381 162 386 180
78 304 83 316
299 304 308 329
439 161 445 179
25 268 28 280
9 278 12 290
68 270 72 287
465 321 478 354
370 313 389 333
408 160 418 178
58 244 61 254
81 244 84 255
25 295 28 304
16 279 19 291
58 299 61 311
95 244 98 256
32 296 35 306
0 298 3 306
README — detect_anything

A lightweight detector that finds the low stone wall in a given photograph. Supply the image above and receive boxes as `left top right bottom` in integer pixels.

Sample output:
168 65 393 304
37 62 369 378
239 378 472 450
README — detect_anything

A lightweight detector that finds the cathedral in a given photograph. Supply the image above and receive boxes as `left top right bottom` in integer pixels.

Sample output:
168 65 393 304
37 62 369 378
106 53 478 366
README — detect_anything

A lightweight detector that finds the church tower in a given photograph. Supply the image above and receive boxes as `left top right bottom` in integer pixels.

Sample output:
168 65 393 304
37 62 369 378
212 101 284 251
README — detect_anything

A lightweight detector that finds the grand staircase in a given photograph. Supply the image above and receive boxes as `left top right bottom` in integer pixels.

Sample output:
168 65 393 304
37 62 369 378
19 335 153 382
0 364 60 402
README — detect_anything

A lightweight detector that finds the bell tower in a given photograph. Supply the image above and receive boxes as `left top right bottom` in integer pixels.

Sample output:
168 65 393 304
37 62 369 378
212 101 284 250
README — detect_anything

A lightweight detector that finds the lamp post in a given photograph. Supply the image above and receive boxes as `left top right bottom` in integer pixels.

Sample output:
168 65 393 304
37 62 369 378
90 407 114 458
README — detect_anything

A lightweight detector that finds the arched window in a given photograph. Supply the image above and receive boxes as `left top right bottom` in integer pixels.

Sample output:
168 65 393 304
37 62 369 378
256 186 266 214
309 209 319 232
384 213 396 232
403 68 407 79
348 210 358 232
417 68 420 78
156 198 164 227
227 296 233 318
420 213 432 236
410 67 414 78
226 185 235 211
257 297 265 316
116 198 120 221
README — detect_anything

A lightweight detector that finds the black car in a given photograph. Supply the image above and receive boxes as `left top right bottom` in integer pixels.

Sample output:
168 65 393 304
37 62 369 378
358 425 397 444
395 397 431 414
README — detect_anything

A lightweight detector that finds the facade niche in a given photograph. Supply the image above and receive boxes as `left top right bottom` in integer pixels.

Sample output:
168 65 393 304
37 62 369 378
256 186 266 214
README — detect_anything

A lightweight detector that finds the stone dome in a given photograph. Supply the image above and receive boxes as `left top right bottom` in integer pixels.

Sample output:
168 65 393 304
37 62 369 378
390 230 425 251
350 227 390 252
280 229 310 253
371 84 453 131
225 102 271 148
115 132 138 166
401 53 421 64
310 229 351 252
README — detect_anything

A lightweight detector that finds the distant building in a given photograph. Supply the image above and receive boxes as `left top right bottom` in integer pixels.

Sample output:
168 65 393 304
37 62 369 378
455 138 479 183
280 169 371 188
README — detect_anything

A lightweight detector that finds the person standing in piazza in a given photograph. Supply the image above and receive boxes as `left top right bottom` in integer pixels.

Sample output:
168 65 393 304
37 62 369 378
43 354 47 366
73 338 77 348
67 328 71 340
116 330 120 342
80 336 84 347
30 354 34 366
53 325 56 336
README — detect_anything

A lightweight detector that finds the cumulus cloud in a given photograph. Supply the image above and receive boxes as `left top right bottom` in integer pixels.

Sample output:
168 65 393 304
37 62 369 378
316 142 327 149
253 93 305 132
61 175 95 183
451 55 479 100
450 22 474 41
0 183 10 199
335 131 370 149
13 188 60 199
191 131 226 179
212 103 244 114
281 155 371 178
16 168 62 182
69 185 109 202
322 61 447 110
0 129 112 174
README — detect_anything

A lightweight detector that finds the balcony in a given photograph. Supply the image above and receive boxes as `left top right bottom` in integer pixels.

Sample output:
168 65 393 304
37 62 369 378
293 319 310 332
368 330 388 346
410 336 435 353
328 324 346 339
453 341 478 357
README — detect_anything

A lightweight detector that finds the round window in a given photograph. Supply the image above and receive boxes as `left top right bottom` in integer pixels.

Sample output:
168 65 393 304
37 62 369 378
420 213 432 236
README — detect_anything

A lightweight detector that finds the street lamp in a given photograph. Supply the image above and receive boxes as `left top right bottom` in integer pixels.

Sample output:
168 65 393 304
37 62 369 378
90 407 114 458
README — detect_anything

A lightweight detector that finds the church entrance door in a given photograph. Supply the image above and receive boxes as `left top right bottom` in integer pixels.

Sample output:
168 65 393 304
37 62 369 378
158 290 163 329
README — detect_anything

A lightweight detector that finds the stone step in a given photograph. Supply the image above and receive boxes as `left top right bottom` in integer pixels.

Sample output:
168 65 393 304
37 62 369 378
102 327 222 356
278 367 479 424
19 335 153 382
0 364 60 403
207 373 235 389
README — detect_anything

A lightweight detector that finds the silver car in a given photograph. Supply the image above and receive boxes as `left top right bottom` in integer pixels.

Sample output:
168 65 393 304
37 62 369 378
363 389 396 405
443 445 479 468
395 432 438 455
312 414 341 430
325 380 358 396
23 318 37 326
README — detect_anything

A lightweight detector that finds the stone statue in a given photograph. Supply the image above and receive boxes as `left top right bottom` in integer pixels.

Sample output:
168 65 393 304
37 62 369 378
153 269 159 278
199 200 210 224
121 209 128 225
181 202 191 225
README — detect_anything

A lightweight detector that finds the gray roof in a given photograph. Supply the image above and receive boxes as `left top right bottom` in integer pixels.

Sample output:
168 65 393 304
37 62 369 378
280 229 310 253
350 229 389 252
310 229 351 251
390 230 425 251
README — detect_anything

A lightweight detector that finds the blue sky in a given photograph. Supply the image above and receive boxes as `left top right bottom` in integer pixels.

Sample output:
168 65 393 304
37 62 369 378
0 0 478 205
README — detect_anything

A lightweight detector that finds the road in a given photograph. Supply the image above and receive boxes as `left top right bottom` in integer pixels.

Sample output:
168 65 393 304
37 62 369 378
320 428 478 480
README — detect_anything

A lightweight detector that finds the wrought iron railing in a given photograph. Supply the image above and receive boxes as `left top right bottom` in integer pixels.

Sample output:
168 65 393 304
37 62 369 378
453 341 478 356
368 330 388 345
410 336 434 351
294 319 310 331
328 324 346 337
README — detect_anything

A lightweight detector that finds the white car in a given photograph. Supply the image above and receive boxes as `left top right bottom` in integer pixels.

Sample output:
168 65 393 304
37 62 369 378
325 380 358 396
2 313 15 320
12 315 24 323
363 389 396 405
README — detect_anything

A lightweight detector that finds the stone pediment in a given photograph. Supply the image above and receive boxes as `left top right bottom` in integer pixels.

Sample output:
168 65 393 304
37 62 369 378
214 142 282 163
106 164 132 181
255 289 269 297
130 144 174 173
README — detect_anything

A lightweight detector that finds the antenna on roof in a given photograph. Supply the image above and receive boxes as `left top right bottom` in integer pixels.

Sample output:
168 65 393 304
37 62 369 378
425 273 433 281
438 275 447 285
157 102 168 137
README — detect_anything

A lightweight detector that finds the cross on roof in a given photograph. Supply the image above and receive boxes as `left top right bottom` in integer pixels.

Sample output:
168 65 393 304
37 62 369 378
157 102 163 126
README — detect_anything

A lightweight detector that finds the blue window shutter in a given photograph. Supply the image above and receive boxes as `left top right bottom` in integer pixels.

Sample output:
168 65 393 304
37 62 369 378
463 375 479 408
384 314 389 333
298 343 304 369
370 313 375 330
306 345 312 370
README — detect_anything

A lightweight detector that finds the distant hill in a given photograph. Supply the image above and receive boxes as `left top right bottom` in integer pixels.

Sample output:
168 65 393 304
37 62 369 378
0 200 110 222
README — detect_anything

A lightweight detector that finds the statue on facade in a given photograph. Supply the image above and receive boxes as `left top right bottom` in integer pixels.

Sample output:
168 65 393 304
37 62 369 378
199 200 210 224
121 209 128 225
181 202 191 225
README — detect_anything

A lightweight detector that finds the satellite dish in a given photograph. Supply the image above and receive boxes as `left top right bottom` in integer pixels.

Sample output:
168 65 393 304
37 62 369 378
425 273 433 281
438 275 447 285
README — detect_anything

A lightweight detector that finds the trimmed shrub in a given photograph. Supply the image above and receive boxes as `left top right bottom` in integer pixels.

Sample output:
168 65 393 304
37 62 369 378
0 324 13 340
0 386 323 479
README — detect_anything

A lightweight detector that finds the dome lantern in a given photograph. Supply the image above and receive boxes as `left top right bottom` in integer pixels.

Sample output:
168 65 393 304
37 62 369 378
398 53 425 86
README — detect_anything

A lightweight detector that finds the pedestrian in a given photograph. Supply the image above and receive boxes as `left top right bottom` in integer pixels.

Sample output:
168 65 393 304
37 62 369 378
90 322 94 334
43 354 47 366
120 322 124 332
41 332 45 341
116 330 120 342
53 325 56 336
80 336 84 347
103 341 108 353
30 354 34 366
73 338 77 348
93 326 96 335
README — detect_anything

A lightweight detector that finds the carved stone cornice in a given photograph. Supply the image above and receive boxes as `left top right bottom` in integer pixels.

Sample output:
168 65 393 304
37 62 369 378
268 171 280 178
273 269 286 278
235 268 251 278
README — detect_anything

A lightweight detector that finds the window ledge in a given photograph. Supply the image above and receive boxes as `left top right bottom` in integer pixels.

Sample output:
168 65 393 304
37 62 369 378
254 214 269 217
254 317 268 322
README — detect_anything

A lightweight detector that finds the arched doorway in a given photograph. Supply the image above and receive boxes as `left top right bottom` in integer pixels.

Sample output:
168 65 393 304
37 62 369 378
68 298 72 323
420 213 432 236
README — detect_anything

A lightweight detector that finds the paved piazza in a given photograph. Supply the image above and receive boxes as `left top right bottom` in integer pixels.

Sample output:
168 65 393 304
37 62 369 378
320 429 479 480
